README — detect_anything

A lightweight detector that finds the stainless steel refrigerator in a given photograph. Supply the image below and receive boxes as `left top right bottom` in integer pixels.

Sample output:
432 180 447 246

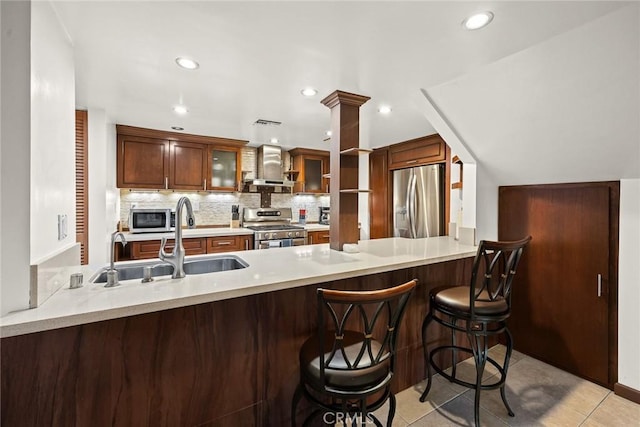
393 164 444 238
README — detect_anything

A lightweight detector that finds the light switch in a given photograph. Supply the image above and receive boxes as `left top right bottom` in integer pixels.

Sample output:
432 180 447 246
58 214 68 241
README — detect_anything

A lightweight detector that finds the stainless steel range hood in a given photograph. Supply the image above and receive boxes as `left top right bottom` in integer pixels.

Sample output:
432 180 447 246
244 145 294 188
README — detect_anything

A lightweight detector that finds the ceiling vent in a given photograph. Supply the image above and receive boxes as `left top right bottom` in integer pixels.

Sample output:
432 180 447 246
254 119 282 126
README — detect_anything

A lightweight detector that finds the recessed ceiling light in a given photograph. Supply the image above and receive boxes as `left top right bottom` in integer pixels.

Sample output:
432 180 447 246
175 57 199 70
171 126 184 131
301 87 318 97
270 137 279 144
378 106 392 114
325 130 332 137
462 11 494 30
173 105 188 115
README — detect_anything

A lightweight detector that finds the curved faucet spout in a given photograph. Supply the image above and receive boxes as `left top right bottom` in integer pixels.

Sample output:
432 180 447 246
106 231 127 287
159 196 196 279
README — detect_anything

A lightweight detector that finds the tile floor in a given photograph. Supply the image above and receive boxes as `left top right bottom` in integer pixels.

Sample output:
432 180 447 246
372 345 640 427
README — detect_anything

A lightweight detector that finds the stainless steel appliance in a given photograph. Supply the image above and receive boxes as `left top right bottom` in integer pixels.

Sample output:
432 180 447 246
129 208 175 233
242 207 307 249
319 207 330 225
393 164 444 238
242 145 294 188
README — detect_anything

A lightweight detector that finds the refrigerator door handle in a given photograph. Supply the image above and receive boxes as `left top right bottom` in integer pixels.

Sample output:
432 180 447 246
405 173 413 237
409 172 418 238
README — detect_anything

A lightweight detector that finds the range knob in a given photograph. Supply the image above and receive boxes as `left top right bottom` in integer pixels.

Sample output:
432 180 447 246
287 232 293 237
265 233 271 239
295 231 300 237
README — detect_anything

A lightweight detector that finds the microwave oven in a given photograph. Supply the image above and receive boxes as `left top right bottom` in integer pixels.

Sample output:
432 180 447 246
129 208 175 233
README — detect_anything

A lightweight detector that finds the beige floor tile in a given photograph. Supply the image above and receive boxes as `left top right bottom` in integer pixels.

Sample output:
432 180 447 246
410 393 508 427
581 393 640 427
394 375 467 424
371 398 410 427
487 344 526 366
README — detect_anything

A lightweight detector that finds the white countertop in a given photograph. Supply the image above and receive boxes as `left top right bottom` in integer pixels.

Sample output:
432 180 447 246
1 237 476 338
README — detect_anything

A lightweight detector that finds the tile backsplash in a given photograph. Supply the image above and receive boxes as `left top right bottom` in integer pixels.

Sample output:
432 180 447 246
120 190 329 227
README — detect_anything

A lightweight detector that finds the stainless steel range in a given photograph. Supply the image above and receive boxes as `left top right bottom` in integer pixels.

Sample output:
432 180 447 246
243 207 308 249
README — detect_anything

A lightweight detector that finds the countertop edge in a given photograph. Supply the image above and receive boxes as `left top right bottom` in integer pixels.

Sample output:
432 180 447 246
1 238 476 338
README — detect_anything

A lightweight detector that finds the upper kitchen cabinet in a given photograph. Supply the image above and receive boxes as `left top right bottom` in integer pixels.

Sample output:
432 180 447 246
388 134 446 170
288 148 330 194
117 135 170 189
116 125 246 190
208 146 241 192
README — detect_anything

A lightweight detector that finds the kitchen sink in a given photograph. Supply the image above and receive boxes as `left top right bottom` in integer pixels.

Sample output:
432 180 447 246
91 255 248 283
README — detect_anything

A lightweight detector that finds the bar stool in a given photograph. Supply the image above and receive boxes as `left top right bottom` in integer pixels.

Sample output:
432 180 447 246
291 279 417 427
420 236 531 427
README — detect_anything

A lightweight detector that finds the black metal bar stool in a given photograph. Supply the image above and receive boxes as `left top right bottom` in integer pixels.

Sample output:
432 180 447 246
291 279 417 427
420 236 531 427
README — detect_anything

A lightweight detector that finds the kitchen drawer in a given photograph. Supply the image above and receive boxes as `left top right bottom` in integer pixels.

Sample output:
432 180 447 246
206 235 254 253
388 135 445 169
308 230 330 245
130 237 206 259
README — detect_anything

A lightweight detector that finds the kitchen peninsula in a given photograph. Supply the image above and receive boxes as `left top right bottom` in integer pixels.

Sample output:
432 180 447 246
1 236 476 425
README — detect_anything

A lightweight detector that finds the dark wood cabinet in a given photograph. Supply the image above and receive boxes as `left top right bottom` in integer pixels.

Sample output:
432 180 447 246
388 134 446 170
116 125 246 190
130 237 207 259
308 230 330 245
288 148 330 194
369 148 390 239
499 181 619 388
170 141 207 190
117 135 170 189
206 235 253 252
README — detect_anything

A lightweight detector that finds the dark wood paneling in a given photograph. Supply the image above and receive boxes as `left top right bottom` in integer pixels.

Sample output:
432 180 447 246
131 237 206 259
369 148 390 239
499 181 619 388
307 230 330 245
2 258 473 426
117 135 169 189
388 134 446 170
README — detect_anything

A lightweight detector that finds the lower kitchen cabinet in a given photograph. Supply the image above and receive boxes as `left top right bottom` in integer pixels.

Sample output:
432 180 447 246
308 230 330 245
130 238 207 259
122 235 254 260
206 235 253 252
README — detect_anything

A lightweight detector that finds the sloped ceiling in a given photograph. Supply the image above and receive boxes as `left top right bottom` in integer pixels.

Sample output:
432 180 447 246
425 4 639 185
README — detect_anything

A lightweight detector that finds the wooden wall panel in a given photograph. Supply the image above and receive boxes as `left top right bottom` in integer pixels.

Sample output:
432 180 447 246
2 258 473 426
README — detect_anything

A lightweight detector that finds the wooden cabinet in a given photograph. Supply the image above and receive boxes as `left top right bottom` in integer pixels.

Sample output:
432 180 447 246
308 230 330 245
130 237 207 260
499 182 619 388
388 134 446 170
288 148 330 194
206 235 253 252
117 135 170 189
116 125 246 190
123 234 254 260
369 148 390 239
208 146 241 192
170 141 207 190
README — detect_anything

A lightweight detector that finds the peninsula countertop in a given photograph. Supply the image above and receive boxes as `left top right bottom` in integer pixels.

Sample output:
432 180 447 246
1 236 476 338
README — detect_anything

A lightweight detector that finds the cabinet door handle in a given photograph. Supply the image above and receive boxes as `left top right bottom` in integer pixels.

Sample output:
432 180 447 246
322 234 330 238
597 274 602 297
406 160 418 164
217 241 232 246
165 177 169 189
204 179 207 191
309 235 313 244
245 239 249 250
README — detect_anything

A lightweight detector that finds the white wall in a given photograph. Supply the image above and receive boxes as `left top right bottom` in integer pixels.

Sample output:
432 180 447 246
30 1 76 263
88 109 118 265
618 179 640 391
1 1 31 316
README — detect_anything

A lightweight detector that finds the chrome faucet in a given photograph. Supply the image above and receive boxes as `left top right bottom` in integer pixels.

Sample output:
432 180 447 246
159 196 195 279
106 231 127 287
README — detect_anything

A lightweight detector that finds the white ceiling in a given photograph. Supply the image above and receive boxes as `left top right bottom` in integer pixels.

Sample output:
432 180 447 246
51 1 627 151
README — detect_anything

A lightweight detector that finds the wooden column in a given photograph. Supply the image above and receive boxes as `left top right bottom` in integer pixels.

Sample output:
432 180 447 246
321 90 370 251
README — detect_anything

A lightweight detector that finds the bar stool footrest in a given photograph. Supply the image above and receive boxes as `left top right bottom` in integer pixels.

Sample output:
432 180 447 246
429 345 508 391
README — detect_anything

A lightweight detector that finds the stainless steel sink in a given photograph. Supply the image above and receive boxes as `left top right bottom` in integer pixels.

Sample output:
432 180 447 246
183 255 248 275
91 255 248 283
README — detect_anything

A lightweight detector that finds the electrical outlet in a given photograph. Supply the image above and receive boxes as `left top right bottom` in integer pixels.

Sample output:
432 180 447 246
57 214 68 240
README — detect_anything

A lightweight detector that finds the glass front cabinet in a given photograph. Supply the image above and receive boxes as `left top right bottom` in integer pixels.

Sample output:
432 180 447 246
208 146 241 191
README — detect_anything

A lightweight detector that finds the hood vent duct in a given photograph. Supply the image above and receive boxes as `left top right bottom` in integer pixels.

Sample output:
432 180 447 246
244 145 294 188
